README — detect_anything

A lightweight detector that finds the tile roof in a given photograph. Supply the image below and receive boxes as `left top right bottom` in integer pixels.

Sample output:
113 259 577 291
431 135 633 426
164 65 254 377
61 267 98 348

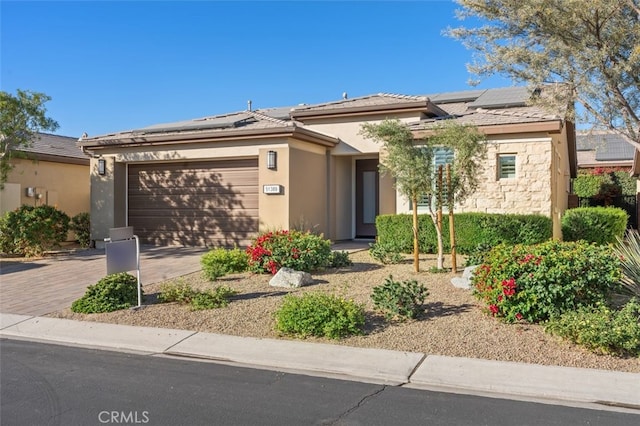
82 85 569 143
290 93 430 114
19 132 89 161
80 110 296 143
576 131 635 161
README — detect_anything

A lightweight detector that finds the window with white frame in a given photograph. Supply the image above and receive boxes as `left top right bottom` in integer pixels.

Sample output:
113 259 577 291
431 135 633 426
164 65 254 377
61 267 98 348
498 154 516 179
417 147 454 207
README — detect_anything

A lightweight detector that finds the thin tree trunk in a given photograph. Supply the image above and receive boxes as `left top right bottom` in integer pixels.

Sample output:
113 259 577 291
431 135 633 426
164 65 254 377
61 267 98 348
436 166 444 270
447 164 457 272
412 196 420 272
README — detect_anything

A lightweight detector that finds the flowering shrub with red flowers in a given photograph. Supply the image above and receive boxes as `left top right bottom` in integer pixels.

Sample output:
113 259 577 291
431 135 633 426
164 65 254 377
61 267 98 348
246 230 332 274
471 240 622 323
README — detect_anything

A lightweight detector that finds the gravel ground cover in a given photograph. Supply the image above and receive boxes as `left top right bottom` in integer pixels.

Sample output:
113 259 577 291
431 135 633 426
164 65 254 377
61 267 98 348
49 249 640 373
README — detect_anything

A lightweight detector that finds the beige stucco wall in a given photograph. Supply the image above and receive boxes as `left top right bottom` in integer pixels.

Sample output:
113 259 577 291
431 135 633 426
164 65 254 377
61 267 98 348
330 156 353 240
258 146 290 232
2 158 89 218
257 141 331 235
90 157 127 248
288 146 329 235
303 112 421 155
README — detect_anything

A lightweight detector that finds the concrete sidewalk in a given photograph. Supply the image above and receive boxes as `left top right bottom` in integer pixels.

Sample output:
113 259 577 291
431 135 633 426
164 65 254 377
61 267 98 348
1 313 638 414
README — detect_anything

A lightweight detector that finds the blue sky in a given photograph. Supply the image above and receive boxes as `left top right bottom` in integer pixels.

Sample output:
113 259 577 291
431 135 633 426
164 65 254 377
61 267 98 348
1 1 513 138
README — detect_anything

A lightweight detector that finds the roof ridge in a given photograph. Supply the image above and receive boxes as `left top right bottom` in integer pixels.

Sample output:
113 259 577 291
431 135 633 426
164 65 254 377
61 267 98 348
247 110 292 126
377 92 428 101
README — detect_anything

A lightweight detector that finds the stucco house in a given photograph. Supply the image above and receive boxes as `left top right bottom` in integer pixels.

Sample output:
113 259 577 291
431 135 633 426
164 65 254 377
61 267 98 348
78 86 576 248
1 133 90 226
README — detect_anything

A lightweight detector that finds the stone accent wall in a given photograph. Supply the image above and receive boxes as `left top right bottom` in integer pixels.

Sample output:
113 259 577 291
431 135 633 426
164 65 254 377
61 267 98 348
457 139 553 216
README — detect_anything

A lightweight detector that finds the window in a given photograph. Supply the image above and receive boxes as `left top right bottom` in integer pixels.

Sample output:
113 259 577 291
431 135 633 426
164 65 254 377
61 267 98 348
498 155 516 179
417 147 454 207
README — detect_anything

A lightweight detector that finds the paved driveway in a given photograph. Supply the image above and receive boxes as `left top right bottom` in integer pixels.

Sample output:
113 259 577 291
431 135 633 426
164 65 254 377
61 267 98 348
0 246 206 316
0 241 368 317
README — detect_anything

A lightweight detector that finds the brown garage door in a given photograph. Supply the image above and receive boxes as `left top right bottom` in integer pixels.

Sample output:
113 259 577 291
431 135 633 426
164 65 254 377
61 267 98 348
128 159 259 247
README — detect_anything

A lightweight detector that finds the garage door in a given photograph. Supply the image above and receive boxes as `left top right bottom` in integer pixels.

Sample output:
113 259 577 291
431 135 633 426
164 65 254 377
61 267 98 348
128 159 259 247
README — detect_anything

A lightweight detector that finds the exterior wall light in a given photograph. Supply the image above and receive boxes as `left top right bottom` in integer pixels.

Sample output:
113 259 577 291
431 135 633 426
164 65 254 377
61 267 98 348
267 150 277 170
98 158 106 175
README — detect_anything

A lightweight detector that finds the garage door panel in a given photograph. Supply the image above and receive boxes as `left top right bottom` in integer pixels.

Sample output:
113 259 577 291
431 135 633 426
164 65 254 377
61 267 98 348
128 184 258 196
128 159 259 247
128 195 258 210
134 172 259 189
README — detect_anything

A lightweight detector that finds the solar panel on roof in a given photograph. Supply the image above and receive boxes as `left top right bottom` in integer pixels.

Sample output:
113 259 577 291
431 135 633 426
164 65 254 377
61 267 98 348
136 112 254 133
576 132 635 161
427 90 487 104
468 87 529 108
594 134 635 161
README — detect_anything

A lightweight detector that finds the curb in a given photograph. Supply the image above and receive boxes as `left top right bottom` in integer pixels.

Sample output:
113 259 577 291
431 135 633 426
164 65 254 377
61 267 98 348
1 313 639 412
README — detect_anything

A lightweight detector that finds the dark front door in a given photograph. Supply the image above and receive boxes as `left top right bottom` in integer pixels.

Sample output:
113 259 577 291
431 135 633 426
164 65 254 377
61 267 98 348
355 159 379 238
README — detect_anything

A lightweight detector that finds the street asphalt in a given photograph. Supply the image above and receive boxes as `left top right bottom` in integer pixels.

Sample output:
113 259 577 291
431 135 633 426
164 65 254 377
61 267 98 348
0 242 639 415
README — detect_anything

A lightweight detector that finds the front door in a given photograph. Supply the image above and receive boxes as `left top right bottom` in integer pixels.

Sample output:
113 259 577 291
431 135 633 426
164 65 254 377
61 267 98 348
355 159 379 238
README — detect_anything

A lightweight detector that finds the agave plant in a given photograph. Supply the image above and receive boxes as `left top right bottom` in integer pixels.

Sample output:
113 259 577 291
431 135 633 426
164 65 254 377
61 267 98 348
613 230 640 300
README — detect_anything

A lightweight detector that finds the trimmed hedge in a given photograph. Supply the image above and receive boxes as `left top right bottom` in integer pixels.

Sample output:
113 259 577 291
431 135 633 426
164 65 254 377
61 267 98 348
376 213 552 254
561 207 628 245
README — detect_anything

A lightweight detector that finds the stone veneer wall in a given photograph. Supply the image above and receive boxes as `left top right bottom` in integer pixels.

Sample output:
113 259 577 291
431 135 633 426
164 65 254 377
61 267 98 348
457 139 553 216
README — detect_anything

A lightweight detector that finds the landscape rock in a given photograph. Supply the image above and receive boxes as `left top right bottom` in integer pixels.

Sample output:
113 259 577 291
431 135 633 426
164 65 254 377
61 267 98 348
451 265 478 289
269 268 313 288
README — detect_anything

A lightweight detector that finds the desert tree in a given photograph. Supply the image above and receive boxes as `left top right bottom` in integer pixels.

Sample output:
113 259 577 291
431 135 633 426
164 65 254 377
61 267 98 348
361 119 486 272
447 0 640 149
0 89 59 188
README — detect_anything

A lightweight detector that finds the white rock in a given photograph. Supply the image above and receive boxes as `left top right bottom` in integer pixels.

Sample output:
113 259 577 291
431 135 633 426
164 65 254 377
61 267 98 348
451 265 478 289
269 268 313 288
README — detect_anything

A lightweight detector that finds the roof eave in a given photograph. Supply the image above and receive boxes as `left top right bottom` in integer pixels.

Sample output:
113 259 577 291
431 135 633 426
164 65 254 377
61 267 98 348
78 125 338 150
412 120 564 138
14 151 90 165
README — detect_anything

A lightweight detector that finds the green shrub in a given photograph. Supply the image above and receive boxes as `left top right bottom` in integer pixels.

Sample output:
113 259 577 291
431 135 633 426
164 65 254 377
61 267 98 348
274 292 365 339
70 212 91 248
472 240 622 323
371 275 429 320
375 213 551 255
464 243 493 266
545 299 640 356
71 273 139 313
369 242 404 264
573 173 612 198
190 287 237 310
611 170 637 196
0 204 70 256
573 169 637 198
159 281 237 310
328 250 352 268
158 281 194 304
561 207 628 244
201 247 249 280
246 230 332 274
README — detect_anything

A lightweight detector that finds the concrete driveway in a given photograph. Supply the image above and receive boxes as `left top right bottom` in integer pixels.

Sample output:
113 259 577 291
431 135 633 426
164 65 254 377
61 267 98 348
0 246 206 316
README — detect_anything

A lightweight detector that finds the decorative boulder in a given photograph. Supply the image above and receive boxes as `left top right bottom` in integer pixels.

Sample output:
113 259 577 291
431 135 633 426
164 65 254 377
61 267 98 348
451 265 478 289
269 267 313 288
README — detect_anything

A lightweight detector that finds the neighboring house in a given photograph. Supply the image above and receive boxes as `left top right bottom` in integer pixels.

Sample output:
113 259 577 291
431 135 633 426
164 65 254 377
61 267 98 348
572 130 639 228
78 86 576 248
0 133 90 227
576 130 635 170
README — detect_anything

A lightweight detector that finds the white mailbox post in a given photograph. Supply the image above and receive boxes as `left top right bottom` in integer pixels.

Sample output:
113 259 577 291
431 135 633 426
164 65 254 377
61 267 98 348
104 226 142 308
